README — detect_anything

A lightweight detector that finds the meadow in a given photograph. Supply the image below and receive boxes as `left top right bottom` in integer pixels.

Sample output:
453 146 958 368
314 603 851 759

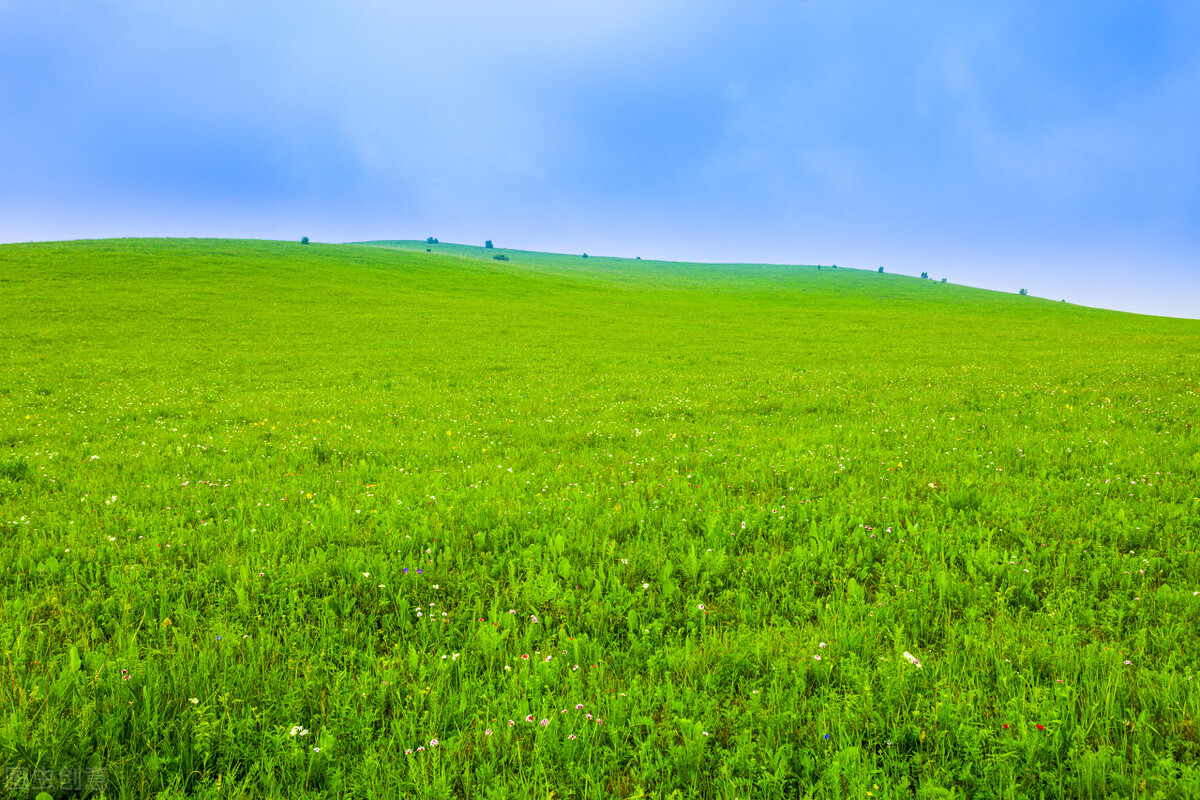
1 237 1198 799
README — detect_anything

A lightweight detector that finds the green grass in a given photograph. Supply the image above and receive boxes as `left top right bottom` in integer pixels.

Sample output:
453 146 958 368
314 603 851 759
1 237 1199 799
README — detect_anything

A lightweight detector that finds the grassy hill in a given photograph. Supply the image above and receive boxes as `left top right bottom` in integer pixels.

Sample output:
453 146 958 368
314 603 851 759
1 238 1199 798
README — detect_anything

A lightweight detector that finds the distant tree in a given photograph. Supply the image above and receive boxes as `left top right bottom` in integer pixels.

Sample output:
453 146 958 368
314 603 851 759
301 236 309 245
878 266 884 273
941 278 947 283
426 236 438 244
832 264 837 268
582 253 588 258
920 271 928 279
485 240 493 249
1019 288 1028 296
817 264 822 270
636 256 641 260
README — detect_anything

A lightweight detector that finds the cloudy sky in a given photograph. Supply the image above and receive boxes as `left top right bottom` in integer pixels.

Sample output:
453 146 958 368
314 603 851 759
2 1 1198 317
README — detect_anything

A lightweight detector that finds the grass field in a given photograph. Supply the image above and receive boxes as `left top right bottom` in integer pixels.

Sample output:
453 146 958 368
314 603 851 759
1 237 1199 799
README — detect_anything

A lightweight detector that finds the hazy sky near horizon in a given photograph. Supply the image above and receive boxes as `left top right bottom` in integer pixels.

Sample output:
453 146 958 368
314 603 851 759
2 1 1198 318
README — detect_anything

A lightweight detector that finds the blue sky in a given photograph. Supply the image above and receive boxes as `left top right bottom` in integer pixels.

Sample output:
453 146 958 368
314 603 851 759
2 1 1198 318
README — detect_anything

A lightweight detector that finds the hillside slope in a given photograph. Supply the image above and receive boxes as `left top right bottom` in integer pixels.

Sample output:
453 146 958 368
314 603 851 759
1 238 1199 798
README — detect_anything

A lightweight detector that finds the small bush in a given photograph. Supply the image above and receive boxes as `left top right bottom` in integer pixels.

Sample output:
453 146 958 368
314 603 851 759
941 277 947 283
301 236 309 245
1019 288 1028 296
493 254 509 261
485 240 493 249
921 271 928 279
